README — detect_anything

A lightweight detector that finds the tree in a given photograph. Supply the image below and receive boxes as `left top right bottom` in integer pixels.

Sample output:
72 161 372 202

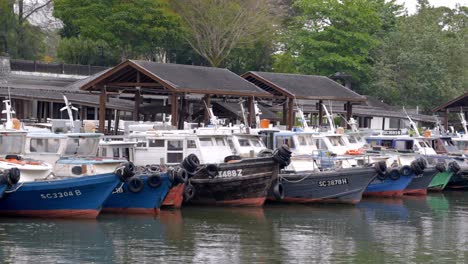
172 0 275 67
54 0 183 63
273 0 403 85
364 2 467 111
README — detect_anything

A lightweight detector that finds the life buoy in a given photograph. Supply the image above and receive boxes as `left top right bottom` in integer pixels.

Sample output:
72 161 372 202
345 149 364 155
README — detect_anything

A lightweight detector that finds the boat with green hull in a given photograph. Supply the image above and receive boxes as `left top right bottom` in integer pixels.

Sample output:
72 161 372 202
428 171 454 191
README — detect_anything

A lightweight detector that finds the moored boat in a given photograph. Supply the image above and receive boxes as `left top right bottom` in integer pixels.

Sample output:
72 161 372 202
0 171 127 218
180 147 289 207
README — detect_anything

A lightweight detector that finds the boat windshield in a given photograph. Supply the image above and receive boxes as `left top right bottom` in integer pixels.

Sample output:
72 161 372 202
29 138 61 153
327 136 346 147
237 136 264 148
65 137 99 156
417 139 431 148
0 135 25 155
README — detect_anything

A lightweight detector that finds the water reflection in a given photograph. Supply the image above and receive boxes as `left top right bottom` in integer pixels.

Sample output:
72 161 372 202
0 194 467 263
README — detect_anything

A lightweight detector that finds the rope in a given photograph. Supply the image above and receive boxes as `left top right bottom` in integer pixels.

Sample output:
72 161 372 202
114 182 125 193
280 173 313 183
5 182 24 193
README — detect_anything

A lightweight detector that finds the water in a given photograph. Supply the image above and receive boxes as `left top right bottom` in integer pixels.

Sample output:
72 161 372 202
1 192 468 263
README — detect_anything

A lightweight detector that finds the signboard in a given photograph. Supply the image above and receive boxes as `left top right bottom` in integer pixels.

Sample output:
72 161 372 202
382 130 401 136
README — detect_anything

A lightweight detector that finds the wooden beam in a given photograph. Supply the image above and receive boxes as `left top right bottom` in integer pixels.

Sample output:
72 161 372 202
346 101 352 128
247 97 254 127
171 94 179 127
133 89 141 121
203 95 211 123
114 110 120 135
288 97 294 130
318 100 323 126
108 82 160 87
444 108 449 130
282 98 287 125
99 86 107 133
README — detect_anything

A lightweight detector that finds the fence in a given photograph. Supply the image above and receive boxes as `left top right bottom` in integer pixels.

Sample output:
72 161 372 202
10 59 109 76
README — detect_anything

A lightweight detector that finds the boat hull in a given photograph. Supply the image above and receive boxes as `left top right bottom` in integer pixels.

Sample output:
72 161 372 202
102 174 172 214
404 167 438 195
187 157 277 207
446 169 468 189
161 183 184 209
269 167 377 204
0 174 120 218
428 171 454 191
364 172 413 198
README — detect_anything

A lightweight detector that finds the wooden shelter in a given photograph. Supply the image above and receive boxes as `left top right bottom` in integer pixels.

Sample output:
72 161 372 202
77 60 271 133
432 91 468 129
242 71 366 129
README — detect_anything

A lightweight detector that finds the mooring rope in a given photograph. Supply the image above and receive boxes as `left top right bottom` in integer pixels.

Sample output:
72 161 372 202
5 182 24 193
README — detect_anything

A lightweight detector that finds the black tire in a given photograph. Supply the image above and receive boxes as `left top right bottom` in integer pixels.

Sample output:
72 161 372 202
167 168 176 184
417 158 427 170
377 173 387 180
147 173 162 188
184 183 195 201
374 161 387 176
411 161 424 175
258 149 273 157
387 168 400 181
400 165 413 176
181 154 200 174
448 161 461 173
435 162 446 173
127 177 144 193
206 164 218 178
6 168 21 186
224 155 242 163
123 162 136 179
279 144 292 155
176 168 188 184
273 182 285 200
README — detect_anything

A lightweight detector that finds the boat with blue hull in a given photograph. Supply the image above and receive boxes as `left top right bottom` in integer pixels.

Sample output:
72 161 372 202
364 171 413 198
0 173 122 218
102 173 174 214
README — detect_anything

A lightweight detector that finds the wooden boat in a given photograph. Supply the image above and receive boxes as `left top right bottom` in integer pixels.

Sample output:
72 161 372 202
180 146 290 207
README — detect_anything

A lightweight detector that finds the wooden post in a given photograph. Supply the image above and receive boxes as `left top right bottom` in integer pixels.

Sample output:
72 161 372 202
282 98 287 126
133 89 141 121
346 101 352 128
114 110 120 135
106 109 112 133
178 95 186 129
318 100 323 126
382 117 386 130
248 97 255 128
444 108 449 130
288 97 294 130
99 86 107 133
203 95 211 123
171 94 179 127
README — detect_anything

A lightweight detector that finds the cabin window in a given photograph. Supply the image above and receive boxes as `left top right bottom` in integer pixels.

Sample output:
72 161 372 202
199 138 213 147
29 138 61 153
227 139 237 154
0 135 25 155
250 138 263 147
101 148 107 156
328 136 345 147
167 153 183 163
136 141 147 148
149 139 164 148
238 138 251 147
113 148 120 158
65 137 99 156
348 136 357 144
215 137 225 146
167 140 183 151
187 140 197 148
381 140 393 148
297 136 308 146
276 136 295 149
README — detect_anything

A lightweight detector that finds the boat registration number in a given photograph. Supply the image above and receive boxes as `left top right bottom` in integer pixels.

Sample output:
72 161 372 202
318 178 349 187
40 190 82 199
217 169 243 178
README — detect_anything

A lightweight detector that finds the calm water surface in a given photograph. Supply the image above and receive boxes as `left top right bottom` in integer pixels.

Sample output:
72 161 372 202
1 192 468 263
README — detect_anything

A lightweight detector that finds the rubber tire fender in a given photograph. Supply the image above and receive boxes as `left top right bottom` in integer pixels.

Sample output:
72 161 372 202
206 164 219 178
127 177 144 193
273 182 285 200
374 161 387 176
224 155 242 163
176 168 189 184
399 165 413 176
387 168 400 181
184 183 195 201
258 149 273 157
435 162 446 173
6 167 20 185
448 161 461 173
147 173 162 188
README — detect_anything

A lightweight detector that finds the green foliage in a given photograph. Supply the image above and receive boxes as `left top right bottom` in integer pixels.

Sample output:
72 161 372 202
364 4 468 111
276 0 403 84
57 37 119 65
0 0 46 59
54 0 183 63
